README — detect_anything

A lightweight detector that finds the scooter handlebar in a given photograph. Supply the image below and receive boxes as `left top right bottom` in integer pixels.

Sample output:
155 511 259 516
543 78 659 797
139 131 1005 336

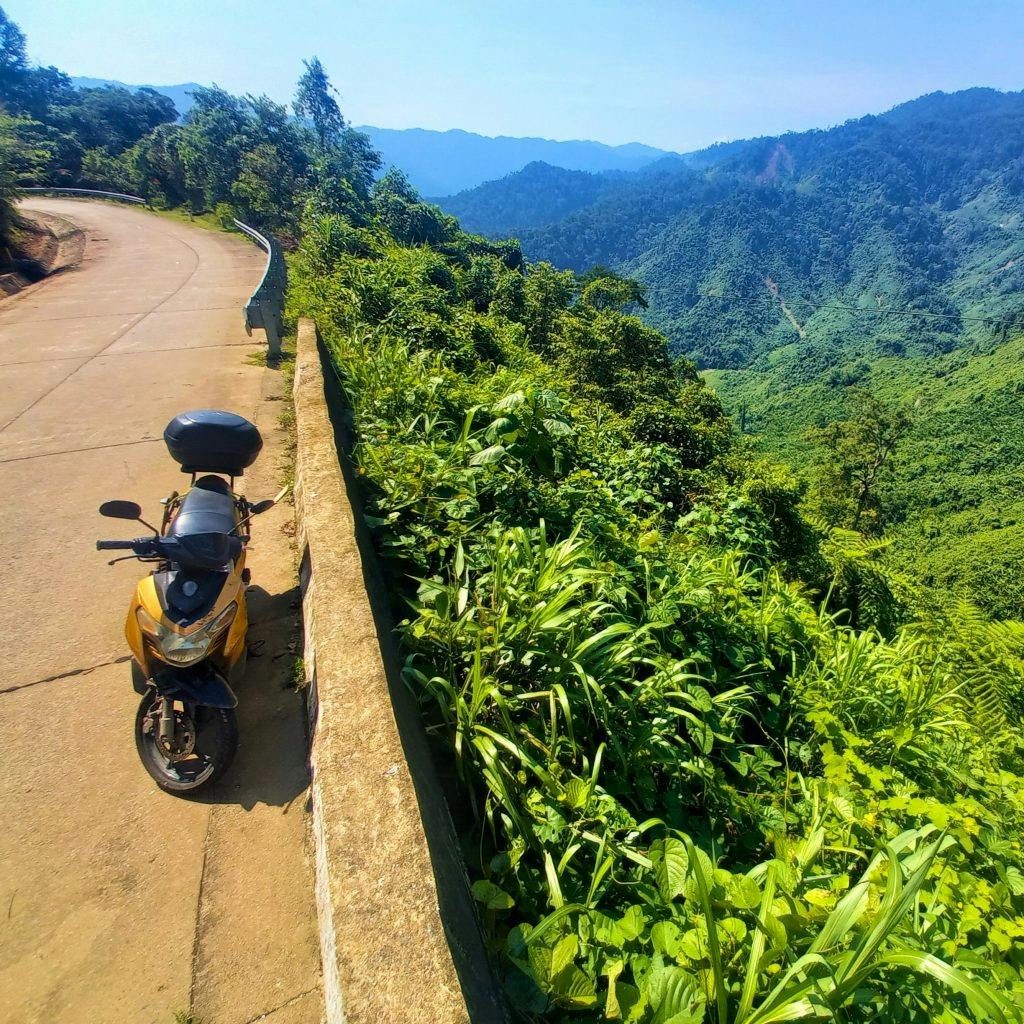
96 538 152 552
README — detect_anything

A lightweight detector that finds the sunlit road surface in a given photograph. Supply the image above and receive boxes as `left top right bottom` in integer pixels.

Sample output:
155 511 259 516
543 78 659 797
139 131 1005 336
0 200 322 1024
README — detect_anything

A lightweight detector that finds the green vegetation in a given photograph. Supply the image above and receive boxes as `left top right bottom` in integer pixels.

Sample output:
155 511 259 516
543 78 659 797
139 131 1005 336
709 333 1024 620
288 156 1024 1020
436 87 1024 622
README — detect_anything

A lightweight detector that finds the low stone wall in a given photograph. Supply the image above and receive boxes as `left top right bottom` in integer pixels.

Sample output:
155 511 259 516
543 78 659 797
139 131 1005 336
292 318 506 1024
14 210 86 276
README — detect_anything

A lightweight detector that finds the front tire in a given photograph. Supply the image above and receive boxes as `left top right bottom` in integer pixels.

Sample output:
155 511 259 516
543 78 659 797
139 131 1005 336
134 692 238 794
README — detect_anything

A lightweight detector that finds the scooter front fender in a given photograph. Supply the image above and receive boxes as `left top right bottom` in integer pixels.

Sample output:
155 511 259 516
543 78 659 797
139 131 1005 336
151 664 238 709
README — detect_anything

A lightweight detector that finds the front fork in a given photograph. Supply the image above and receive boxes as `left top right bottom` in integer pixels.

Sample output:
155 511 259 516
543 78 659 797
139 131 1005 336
132 661 178 749
158 697 176 746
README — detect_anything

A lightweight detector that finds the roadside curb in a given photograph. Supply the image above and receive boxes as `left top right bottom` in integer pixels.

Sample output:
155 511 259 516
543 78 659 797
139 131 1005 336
292 318 506 1024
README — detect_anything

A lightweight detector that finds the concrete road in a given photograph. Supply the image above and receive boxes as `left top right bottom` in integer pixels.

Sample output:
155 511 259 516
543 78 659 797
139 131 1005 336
0 200 323 1024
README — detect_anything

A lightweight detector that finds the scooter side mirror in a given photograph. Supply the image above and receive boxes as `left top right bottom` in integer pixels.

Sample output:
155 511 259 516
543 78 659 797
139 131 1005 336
99 500 143 521
249 487 289 517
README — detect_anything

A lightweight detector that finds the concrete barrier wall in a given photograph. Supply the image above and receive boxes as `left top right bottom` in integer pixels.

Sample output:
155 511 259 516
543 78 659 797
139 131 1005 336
292 318 507 1024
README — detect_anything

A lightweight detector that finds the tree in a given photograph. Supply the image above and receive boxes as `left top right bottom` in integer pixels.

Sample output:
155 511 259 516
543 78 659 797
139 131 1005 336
48 85 176 153
0 5 28 107
178 86 249 208
231 142 298 230
371 168 457 245
0 114 83 185
578 268 648 311
806 388 911 533
293 57 344 147
0 8 70 118
0 115 20 261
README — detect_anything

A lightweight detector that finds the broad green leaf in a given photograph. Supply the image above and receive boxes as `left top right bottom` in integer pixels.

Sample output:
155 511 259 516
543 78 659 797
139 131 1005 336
651 920 683 958
589 909 625 947
1003 866 1024 896
542 416 573 436
491 390 526 413
619 905 647 942
528 941 553 986
471 879 514 910
562 777 590 810
550 965 598 1008
645 965 706 1024
728 874 763 910
651 837 689 902
469 443 507 466
550 934 578 977
719 917 748 944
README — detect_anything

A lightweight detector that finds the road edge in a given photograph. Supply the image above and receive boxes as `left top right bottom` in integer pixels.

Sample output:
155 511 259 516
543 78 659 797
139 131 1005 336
293 318 506 1024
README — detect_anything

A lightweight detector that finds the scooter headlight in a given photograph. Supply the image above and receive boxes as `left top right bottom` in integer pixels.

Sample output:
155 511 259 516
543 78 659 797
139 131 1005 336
136 603 237 667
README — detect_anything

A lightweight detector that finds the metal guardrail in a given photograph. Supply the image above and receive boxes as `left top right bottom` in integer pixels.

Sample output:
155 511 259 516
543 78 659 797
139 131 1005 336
233 218 285 359
20 186 148 206
19 187 285 357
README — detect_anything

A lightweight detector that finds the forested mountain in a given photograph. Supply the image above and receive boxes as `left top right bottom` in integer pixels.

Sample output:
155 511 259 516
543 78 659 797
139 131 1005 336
69 77 674 194
446 88 1024 367
435 88 1024 617
434 161 623 237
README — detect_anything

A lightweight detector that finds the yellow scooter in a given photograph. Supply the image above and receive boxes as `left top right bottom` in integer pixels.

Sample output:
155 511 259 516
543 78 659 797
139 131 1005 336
97 410 280 794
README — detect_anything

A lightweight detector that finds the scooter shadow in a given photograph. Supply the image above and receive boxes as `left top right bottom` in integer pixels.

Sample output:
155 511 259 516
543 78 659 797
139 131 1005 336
192 582 309 811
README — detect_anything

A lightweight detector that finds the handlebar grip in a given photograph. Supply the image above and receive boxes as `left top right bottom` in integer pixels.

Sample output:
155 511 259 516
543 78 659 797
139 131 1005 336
97 540 136 550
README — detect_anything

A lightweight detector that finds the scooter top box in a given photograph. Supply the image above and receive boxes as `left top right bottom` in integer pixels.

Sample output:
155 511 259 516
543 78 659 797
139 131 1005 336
164 410 263 476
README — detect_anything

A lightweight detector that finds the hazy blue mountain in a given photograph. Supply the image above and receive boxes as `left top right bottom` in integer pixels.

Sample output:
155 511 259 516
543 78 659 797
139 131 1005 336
433 161 624 237
359 125 671 196
69 77 673 194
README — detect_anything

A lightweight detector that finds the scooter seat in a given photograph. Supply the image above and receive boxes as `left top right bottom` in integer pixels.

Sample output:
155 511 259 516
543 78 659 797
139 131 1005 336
169 476 236 539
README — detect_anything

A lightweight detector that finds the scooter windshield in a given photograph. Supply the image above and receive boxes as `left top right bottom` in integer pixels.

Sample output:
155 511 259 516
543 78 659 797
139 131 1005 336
159 532 242 571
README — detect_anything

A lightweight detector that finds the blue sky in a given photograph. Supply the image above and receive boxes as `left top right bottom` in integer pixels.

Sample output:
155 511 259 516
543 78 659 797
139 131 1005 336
10 0 1024 151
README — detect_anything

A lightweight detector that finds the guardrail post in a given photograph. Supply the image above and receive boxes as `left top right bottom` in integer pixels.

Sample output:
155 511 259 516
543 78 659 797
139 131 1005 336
261 298 282 358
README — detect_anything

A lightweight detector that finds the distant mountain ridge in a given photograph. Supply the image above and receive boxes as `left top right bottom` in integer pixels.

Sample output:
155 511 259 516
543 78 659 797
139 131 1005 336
359 125 671 196
445 87 1024 365
67 77 675 195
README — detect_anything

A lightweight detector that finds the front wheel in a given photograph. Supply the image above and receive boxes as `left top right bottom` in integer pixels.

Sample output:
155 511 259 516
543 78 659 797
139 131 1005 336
135 692 238 794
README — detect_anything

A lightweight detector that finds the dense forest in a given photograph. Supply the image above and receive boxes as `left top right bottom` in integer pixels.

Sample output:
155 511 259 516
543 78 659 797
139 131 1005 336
289 183 1024 1024
6 7 1024 1021
438 89 1024 620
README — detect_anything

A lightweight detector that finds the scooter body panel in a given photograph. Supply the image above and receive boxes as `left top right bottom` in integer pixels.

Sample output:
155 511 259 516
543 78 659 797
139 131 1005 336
123 478 249 689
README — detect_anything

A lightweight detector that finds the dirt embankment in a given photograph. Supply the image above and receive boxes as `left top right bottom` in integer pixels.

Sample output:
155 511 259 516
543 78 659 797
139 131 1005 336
1 209 86 296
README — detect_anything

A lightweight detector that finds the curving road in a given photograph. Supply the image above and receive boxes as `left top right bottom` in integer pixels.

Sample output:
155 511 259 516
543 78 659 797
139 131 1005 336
0 200 322 1024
